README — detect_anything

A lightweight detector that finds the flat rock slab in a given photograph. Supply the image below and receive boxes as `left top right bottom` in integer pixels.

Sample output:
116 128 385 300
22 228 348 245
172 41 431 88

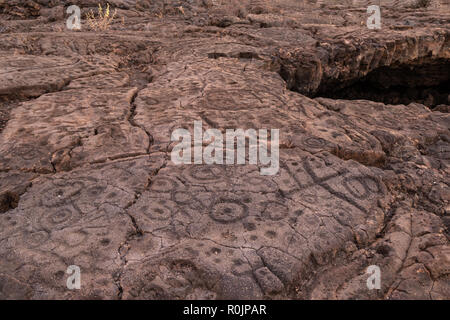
0 0 449 299
0 53 117 99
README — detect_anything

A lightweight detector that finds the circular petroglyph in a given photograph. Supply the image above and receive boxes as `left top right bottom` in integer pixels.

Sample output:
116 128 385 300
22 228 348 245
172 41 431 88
60 229 90 248
173 191 193 205
301 191 318 204
0 214 21 236
38 205 81 231
149 206 172 220
85 185 107 197
40 180 86 207
140 97 160 105
184 165 225 184
48 210 73 224
245 176 277 190
23 230 50 248
301 136 330 149
262 202 289 221
142 200 174 221
343 176 382 199
210 199 248 223
150 177 179 193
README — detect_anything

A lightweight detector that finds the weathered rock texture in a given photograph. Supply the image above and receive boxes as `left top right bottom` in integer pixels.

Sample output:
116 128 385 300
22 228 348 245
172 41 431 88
0 0 449 299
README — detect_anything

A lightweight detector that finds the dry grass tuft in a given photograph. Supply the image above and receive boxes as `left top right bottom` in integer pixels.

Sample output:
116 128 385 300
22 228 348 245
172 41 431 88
86 3 117 31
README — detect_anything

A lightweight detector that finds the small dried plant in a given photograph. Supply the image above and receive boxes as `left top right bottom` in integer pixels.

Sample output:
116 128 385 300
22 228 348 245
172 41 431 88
154 5 186 18
86 3 117 31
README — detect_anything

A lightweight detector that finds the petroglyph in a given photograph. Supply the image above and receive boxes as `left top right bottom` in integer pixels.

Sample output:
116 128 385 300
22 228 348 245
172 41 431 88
0 0 448 300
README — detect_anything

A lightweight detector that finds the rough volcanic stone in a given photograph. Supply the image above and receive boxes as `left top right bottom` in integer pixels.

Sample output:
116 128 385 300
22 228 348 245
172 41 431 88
0 0 448 300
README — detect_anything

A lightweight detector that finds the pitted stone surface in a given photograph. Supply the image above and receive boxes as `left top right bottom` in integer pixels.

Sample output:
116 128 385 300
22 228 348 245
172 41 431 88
0 0 448 299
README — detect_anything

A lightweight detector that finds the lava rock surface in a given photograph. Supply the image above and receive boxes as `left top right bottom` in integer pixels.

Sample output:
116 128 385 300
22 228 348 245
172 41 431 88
0 0 449 299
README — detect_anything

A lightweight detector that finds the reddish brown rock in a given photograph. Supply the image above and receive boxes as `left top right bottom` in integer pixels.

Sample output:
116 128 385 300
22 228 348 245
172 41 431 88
0 0 448 300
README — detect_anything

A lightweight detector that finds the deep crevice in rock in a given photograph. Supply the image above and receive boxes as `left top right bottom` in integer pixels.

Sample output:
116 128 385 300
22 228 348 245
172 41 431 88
0 191 20 213
315 58 450 109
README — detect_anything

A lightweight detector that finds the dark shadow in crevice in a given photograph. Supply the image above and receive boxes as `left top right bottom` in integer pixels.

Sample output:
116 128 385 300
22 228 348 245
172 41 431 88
0 191 20 214
315 58 450 109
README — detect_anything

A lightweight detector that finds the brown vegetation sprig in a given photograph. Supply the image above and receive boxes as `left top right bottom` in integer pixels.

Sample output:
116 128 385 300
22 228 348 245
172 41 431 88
86 3 117 31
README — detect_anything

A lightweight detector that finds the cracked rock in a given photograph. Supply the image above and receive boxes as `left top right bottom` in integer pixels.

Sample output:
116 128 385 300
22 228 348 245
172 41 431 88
0 0 448 300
